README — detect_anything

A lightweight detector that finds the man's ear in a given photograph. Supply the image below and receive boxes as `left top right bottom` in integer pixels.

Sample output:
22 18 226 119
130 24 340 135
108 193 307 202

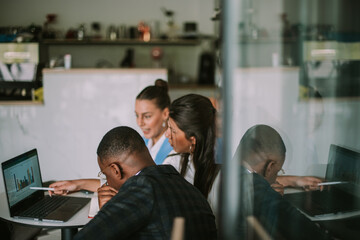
263 160 276 178
110 163 123 179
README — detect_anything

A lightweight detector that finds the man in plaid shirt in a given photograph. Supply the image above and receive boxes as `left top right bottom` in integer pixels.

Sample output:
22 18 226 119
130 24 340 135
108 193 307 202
74 126 217 240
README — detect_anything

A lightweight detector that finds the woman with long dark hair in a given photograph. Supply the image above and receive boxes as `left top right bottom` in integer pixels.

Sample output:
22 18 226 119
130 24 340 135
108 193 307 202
164 94 221 215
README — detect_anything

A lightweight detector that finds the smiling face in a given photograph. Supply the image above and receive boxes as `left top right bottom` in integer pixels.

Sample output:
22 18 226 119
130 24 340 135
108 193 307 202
165 118 193 153
135 99 169 144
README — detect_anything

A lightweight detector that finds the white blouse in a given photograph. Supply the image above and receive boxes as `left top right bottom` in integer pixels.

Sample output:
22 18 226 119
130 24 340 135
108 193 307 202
146 133 167 160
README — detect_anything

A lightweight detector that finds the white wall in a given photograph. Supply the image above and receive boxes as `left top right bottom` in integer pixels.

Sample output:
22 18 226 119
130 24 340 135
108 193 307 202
0 69 167 193
231 67 360 177
0 0 215 36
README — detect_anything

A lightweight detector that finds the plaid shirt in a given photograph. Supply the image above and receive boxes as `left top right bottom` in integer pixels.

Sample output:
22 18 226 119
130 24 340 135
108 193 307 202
237 166 329 239
74 165 217 240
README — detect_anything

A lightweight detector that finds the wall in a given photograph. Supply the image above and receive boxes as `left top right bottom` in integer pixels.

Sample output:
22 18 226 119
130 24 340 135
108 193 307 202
0 69 167 193
0 0 218 83
1 0 309 72
231 67 360 177
284 0 360 32
0 0 215 36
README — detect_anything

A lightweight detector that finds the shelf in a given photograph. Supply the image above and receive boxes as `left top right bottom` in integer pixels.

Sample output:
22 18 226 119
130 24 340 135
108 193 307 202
43 68 167 74
238 38 298 44
41 39 202 46
169 83 217 89
0 81 42 103
0 100 43 105
0 81 42 88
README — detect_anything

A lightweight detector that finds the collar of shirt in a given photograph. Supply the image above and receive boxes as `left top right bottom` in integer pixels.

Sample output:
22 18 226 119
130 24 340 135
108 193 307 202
242 162 256 174
147 132 166 160
183 155 195 184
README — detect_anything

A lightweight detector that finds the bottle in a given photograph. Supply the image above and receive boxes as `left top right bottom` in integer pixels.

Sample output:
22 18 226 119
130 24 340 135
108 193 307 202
64 54 72 69
198 40 215 85
77 24 85 40
120 49 135 68
108 25 118 40
272 53 280 67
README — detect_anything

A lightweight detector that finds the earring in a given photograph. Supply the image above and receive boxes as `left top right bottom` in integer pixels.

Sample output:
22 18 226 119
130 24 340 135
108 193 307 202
189 145 192 152
162 121 166 127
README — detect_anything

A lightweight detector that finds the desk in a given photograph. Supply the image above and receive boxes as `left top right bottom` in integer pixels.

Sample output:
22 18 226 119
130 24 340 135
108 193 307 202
317 216 360 240
284 189 360 240
0 192 93 240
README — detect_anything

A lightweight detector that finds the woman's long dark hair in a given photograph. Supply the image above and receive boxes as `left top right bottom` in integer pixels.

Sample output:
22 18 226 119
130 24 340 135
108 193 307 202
169 94 220 198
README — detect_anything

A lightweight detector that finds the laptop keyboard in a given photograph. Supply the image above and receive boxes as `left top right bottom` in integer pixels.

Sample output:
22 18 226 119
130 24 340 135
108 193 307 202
21 195 70 219
285 187 360 216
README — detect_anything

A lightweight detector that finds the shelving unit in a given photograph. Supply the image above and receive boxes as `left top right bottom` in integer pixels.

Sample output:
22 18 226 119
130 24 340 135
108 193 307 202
39 38 210 85
235 37 300 67
0 42 41 102
0 38 215 103
41 39 201 46
39 39 203 67
0 80 42 102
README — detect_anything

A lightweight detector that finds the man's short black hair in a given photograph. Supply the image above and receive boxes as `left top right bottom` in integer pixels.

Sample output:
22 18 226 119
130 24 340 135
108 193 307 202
236 124 286 166
97 126 146 160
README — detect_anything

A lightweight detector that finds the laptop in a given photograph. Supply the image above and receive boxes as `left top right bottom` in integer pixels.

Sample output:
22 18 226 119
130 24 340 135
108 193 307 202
1 149 90 222
284 144 360 220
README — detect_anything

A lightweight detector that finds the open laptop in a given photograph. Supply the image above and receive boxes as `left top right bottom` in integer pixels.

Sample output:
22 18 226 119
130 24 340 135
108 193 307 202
1 148 90 222
284 144 360 220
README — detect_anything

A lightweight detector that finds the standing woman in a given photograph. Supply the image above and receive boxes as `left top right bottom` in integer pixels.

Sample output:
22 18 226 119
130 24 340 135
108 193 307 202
135 79 173 164
164 94 221 215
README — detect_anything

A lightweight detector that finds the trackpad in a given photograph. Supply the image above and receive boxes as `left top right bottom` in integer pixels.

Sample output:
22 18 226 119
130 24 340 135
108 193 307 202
45 198 90 222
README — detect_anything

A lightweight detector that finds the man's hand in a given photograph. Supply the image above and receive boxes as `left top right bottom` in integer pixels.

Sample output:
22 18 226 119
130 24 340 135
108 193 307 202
294 176 324 191
97 184 118 209
48 180 79 196
271 181 284 195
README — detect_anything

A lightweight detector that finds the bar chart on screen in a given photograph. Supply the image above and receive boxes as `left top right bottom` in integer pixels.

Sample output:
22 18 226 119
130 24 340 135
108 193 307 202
14 166 35 191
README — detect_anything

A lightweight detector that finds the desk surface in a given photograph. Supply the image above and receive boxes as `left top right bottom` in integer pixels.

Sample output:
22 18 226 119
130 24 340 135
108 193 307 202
284 189 360 221
0 191 93 228
284 188 360 239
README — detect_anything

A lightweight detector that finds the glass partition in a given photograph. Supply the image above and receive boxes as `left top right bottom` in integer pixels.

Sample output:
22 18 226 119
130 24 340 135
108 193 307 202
219 0 360 239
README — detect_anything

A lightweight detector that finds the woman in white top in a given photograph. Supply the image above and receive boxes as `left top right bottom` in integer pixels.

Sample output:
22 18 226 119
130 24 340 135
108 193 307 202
162 94 323 223
163 94 221 217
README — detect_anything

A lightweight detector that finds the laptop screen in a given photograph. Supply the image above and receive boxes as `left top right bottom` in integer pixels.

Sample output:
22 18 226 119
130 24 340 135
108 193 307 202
326 144 360 183
2 149 43 207
326 144 360 196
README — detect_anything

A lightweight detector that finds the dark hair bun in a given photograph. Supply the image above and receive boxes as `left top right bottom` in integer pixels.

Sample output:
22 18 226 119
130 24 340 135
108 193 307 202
154 79 168 92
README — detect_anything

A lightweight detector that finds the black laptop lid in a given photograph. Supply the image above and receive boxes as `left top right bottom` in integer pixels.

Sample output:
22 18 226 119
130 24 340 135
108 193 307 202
325 144 360 196
2 149 45 215
284 144 360 218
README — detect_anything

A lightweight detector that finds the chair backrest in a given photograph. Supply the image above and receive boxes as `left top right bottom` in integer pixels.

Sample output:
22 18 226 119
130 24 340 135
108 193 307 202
246 216 272 240
170 217 185 240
